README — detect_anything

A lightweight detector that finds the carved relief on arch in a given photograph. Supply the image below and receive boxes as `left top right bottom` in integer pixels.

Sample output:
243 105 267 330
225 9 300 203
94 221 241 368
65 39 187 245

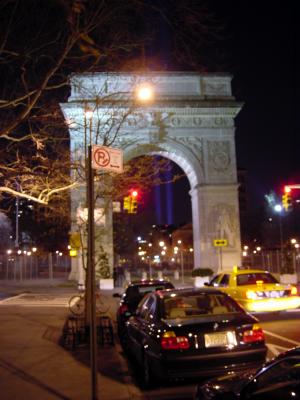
208 203 238 248
207 140 233 179
173 137 203 167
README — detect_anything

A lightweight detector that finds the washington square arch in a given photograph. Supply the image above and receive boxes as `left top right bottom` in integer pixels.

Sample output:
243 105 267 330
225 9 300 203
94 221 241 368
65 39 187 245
60 72 243 282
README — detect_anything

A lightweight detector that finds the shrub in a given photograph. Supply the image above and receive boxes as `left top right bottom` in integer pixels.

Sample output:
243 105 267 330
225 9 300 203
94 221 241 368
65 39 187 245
191 268 214 277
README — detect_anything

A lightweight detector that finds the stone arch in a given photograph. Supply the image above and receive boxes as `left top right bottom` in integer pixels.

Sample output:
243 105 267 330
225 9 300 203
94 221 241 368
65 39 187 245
123 140 203 188
60 71 243 280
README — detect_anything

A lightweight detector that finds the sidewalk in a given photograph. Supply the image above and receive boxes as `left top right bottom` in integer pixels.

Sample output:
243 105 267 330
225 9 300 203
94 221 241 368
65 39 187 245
0 278 143 400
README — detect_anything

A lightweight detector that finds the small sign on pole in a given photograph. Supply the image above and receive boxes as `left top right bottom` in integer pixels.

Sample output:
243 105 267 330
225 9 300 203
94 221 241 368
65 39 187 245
92 145 123 173
213 239 228 247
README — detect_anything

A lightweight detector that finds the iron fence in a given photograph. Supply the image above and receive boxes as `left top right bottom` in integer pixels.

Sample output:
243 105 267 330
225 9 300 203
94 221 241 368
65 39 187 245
0 252 71 281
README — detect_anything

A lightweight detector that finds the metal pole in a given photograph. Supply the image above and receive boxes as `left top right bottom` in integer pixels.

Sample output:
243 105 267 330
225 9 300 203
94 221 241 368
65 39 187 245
15 196 19 248
278 215 284 272
219 247 223 271
181 249 184 284
148 258 152 279
87 145 98 400
6 257 9 280
48 253 53 281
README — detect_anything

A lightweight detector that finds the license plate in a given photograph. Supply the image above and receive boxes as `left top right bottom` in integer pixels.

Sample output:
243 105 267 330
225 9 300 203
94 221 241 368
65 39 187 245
204 331 237 348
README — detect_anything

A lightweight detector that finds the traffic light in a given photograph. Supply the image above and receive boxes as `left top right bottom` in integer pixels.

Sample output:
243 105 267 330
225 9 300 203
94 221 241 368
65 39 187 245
123 196 131 212
129 189 138 213
123 189 139 213
130 189 138 198
130 198 138 214
282 186 293 212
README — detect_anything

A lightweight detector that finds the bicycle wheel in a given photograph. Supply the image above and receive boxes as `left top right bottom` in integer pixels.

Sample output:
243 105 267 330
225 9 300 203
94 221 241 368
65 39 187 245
69 295 85 316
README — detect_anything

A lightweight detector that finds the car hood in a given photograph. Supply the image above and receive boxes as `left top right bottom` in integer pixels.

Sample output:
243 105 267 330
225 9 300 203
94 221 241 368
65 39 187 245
198 370 254 398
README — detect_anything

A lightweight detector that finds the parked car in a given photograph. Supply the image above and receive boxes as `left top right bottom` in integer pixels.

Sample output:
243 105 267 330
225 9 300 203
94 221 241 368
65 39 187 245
205 267 300 313
194 346 300 399
116 279 174 342
125 287 267 387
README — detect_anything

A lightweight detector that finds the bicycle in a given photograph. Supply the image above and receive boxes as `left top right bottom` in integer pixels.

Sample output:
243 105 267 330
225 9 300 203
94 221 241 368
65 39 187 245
68 289 110 317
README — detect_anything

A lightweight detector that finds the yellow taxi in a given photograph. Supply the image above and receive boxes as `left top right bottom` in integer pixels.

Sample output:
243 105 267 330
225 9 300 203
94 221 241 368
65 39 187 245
206 266 300 312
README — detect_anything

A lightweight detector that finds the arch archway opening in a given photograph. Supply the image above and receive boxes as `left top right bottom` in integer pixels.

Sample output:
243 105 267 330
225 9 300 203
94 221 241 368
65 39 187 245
113 154 194 278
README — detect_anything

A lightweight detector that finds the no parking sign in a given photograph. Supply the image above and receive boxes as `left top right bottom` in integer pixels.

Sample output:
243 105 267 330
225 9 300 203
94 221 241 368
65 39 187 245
92 145 123 173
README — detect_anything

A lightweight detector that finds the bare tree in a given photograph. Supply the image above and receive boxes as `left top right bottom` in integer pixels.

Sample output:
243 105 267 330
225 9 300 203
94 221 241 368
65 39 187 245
0 0 222 213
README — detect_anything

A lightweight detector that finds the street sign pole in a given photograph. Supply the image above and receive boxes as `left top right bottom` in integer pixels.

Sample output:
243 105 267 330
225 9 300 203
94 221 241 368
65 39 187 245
87 145 123 400
213 239 228 271
87 145 98 400
219 247 223 271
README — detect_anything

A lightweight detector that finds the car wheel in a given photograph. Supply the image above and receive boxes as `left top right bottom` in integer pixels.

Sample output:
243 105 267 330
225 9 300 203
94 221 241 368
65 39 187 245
119 329 130 352
142 353 155 389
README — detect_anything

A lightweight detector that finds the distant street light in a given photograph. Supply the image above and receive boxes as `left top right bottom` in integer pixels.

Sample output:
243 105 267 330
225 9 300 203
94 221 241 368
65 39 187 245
274 204 283 215
274 204 284 271
176 240 184 284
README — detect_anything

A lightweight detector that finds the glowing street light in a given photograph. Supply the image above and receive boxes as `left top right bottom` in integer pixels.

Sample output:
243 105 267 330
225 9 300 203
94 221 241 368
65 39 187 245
274 204 283 213
135 84 154 103
274 204 284 270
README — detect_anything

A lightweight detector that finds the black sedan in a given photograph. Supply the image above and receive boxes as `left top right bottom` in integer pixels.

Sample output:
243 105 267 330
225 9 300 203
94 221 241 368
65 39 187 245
194 346 300 399
125 287 267 387
116 279 174 343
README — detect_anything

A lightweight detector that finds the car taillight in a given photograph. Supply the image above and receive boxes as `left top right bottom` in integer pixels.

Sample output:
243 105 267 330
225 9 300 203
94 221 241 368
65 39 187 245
291 286 298 296
119 304 129 314
243 324 265 343
161 331 190 350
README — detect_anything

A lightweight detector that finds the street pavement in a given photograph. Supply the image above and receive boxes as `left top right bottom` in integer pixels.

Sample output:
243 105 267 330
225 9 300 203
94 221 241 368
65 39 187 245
2 275 298 400
0 278 144 400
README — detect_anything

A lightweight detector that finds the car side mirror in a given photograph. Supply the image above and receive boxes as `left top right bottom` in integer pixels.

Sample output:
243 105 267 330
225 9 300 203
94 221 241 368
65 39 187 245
204 282 210 286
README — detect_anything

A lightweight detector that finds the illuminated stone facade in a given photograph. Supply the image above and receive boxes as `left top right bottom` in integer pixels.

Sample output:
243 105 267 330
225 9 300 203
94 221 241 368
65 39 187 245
61 72 242 279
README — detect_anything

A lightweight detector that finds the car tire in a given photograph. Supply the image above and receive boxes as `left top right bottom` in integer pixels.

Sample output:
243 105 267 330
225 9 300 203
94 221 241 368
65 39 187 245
119 329 130 353
142 353 155 389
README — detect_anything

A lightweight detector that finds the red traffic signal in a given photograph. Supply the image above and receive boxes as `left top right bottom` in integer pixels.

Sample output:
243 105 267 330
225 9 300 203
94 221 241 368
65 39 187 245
130 189 139 198
284 185 292 194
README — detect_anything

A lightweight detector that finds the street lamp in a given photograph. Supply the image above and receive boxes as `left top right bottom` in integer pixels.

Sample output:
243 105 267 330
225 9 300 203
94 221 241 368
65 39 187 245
135 83 154 103
6 249 12 280
148 243 153 278
177 240 184 284
274 204 284 271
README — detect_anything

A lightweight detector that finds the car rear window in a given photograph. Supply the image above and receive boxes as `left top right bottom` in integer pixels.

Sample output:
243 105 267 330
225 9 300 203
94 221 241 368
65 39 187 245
236 273 278 286
163 293 242 318
126 283 173 299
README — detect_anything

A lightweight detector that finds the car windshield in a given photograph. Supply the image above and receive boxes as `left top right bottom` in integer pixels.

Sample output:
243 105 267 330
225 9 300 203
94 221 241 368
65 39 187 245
163 293 242 319
236 273 278 286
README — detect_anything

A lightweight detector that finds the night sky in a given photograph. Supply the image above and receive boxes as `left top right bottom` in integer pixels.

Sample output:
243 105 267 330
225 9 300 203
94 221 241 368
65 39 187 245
2 1 299 237
149 1 300 227
228 1 299 204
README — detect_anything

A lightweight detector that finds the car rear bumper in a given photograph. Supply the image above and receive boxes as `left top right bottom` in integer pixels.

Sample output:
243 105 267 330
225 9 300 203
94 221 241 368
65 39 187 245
242 296 300 312
151 347 267 380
